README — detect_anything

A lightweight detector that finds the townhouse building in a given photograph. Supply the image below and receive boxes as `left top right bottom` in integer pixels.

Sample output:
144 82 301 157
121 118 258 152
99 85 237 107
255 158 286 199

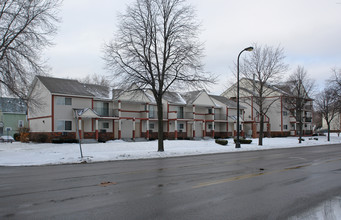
0 97 27 137
322 112 341 133
221 78 314 138
28 76 245 142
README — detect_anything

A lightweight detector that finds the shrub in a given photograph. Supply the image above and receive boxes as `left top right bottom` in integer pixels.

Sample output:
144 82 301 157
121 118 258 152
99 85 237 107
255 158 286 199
64 139 78 143
240 139 252 144
52 139 64 144
98 137 106 143
36 134 48 143
234 137 252 144
52 139 78 144
19 127 30 143
13 133 20 141
215 139 228 145
20 133 30 143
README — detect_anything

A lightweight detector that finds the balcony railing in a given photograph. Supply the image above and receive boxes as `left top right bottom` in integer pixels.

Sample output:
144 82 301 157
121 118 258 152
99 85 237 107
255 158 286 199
304 105 313 110
214 114 228 120
305 117 312 123
94 107 110 117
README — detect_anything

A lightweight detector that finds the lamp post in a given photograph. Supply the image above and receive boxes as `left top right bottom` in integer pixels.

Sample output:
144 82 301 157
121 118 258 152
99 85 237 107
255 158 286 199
236 46 253 148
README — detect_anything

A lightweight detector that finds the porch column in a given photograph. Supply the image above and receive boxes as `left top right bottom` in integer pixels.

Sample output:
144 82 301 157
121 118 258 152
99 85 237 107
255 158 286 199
203 121 206 137
132 118 136 140
267 123 271 137
226 106 229 136
112 119 115 139
193 105 196 138
118 100 122 139
252 123 257 138
234 122 236 137
95 118 99 140
78 118 82 139
146 103 150 140
174 120 178 140
146 120 150 140
212 107 215 138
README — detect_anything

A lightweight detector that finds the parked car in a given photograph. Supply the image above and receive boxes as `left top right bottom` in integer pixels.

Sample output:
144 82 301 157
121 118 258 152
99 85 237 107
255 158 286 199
0 136 14 143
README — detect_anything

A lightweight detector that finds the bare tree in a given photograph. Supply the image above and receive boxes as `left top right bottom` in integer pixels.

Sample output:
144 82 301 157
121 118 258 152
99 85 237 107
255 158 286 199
315 87 340 141
330 68 341 97
0 0 61 100
104 0 213 152
79 73 111 87
240 44 288 145
284 66 315 143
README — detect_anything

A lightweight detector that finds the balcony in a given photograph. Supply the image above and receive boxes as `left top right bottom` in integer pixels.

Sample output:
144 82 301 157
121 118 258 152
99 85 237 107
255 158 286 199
185 112 194 119
214 114 228 120
94 107 110 117
168 112 177 119
304 105 313 111
305 117 312 123
289 117 296 123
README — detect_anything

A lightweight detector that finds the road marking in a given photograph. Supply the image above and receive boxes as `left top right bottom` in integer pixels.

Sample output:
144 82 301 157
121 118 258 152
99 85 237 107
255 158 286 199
193 172 269 188
193 158 341 189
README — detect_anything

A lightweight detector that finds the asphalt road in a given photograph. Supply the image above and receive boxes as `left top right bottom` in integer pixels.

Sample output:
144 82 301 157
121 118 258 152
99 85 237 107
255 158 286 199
1 144 341 220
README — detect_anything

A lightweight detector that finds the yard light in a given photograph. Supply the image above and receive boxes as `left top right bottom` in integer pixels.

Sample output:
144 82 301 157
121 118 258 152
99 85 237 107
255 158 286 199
236 46 253 148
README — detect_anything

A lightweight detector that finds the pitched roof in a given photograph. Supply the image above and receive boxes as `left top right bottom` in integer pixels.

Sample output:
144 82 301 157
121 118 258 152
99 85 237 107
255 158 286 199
163 91 186 104
37 76 94 97
83 83 111 99
0 97 27 113
181 90 203 104
209 95 246 109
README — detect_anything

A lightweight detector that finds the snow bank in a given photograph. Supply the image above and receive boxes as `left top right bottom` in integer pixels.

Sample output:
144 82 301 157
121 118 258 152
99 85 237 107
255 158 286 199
0 134 340 166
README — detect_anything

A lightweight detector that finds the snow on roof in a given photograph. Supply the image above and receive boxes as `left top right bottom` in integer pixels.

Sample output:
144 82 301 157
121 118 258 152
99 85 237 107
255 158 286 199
181 90 203 104
163 91 186 104
83 83 111 100
209 95 246 109
0 97 27 113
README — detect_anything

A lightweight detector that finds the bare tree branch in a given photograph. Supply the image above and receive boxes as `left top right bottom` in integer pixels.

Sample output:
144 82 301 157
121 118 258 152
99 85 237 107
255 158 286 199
239 44 289 145
104 0 214 152
283 66 315 143
0 0 61 103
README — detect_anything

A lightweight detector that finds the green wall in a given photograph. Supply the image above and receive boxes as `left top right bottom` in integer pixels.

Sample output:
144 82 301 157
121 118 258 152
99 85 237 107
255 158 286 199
0 112 27 137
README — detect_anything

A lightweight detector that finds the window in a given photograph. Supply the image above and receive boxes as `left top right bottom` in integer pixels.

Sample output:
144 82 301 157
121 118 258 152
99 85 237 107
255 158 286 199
208 108 212 114
177 106 184 119
149 105 155 118
283 111 288 116
284 125 288 130
57 120 72 131
65 98 72 105
149 123 154 129
178 123 184 130
56 97 72 105
18 120 24 128
94 102 109 116
102 122 109 129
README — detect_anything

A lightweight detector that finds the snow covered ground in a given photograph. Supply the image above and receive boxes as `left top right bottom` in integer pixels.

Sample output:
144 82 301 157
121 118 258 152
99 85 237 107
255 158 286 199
1 134 341 166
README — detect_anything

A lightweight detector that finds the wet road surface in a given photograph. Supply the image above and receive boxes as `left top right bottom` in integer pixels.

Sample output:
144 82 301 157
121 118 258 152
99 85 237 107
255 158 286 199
1 144 341 219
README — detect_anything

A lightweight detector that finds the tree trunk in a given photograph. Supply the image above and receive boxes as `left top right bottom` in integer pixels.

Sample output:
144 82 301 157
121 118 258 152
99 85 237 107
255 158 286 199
157 98 164 152
258 113 264 146
327 123 331 142
298 121 303 144
298 106 303 144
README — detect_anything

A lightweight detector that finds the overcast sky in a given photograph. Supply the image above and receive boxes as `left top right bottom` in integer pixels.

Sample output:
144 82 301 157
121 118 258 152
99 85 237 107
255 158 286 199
44 0 341 95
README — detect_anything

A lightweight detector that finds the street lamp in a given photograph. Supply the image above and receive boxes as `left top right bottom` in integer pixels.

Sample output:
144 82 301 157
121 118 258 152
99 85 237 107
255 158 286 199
236 46 253 148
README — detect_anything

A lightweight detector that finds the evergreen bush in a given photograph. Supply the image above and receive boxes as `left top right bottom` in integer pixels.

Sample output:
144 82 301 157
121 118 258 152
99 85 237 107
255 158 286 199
215 139 228 145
